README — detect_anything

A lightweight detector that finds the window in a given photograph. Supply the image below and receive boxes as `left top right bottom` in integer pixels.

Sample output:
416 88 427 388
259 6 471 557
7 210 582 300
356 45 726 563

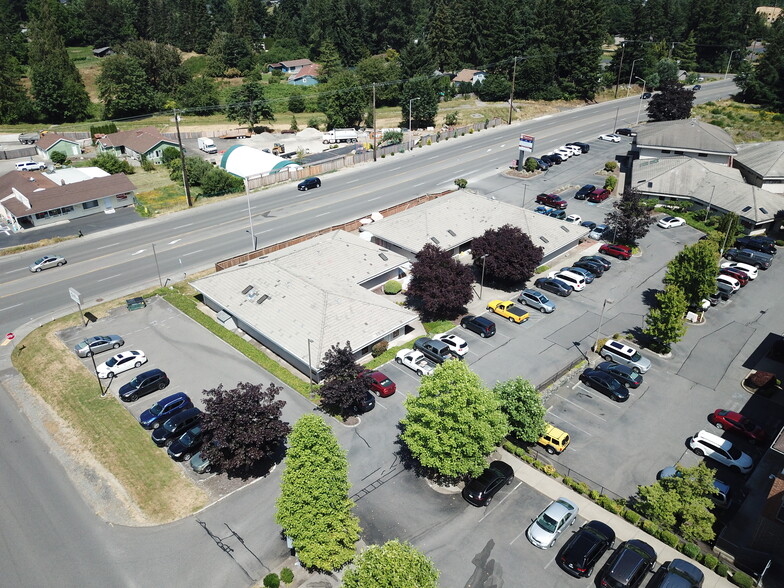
698 153 708 157
83 200 99 209
661 150 671 154
674 151 684 155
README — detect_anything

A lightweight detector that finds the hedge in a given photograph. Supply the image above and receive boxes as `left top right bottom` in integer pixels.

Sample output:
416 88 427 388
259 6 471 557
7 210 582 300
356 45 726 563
680 542 700 560
700 553 719 571
716 562 729 577
731 571 754 588
384 280 402 295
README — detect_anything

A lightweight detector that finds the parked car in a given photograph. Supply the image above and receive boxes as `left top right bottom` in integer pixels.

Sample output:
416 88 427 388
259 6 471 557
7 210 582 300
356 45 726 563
432 333 469 358
28 255 67 272
710 409 766 444
539 423 570 454
548 270 585 291
461 461 514 507
641 92 652 99
534 277 572 297
693 84 702 91
715 280 736 299
297 177 321 190
599 133 621 142
573 259 605 276
657 216 686 229
536 193 568 209
518 289 556 313
719 267 749 286
119 368 170 402
139 392 193 430
615 128 637 137
73 335 124 357
596 539 656 588
566 141 590 153
723 248 773 269
735 236 776 255
587 188 611 203
716 274 740 292
460 315 496 338
551 148 571 160
167 424 205 461
579 369 629 402
96 350 147 378
413 337 455 364
152 407 203 447
589 224 609 240
560 144 581 156
557 520 615 578
360 370 396 397
547 152 565 164
565 214 582 224
15 161 46 171
486 300 530 323
596 361 642 388
354 390 376 413
190 450 212 474
600 339 651 373
688 429 754 474
526 497 579 549
579 255 612 271
599 243 632 260
575 184 596 200
648 558 704 588
581 221 597 231
395 349 436 376
658 466 732 510
720 261 758 280
534 205 552 215
547 209 567 220
560 266 595 284
540 154 559 166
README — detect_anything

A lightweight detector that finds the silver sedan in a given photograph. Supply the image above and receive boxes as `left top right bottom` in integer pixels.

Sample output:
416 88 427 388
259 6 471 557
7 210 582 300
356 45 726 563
73 335 125 358
29 255 67 272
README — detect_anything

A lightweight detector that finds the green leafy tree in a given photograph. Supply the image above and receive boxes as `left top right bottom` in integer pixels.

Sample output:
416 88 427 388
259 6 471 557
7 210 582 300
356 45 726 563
207 31 253 75
342 540 439 588
471 224 544 286
655 59 680 86
647 81 695 121
288 92 306 113
200 168 244 196
604 188 654 246
176 76 221 113
161 146 181 166
275 414 360 571
318 69 367 129
715 212 741 252
355 52 401 106
636 462 718 542
474 74 512 102
123 40 189 97
405 243 474 321
643 285 688 353
494 378 546 444
663 240 719 306
400 361 509 478
226 80 274 130
94 152 134 174
401 77 439 129
97 54 157 118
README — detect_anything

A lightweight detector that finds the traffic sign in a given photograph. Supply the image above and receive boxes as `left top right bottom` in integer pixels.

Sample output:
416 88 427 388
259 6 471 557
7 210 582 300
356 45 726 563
6 333 13 340
69 287 82 305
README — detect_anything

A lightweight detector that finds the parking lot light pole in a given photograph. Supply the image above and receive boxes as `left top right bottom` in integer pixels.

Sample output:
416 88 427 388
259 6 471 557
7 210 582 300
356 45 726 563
408 97 420 152
635 78 646 125
307 338 314 397
594 298 614 356
627 59 641 97
479 254 489 300
725 50 738 79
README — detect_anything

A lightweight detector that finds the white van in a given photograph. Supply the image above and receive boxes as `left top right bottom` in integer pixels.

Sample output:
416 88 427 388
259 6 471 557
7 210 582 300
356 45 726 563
549 270 585 292
15 161 45 172
600 339 652 373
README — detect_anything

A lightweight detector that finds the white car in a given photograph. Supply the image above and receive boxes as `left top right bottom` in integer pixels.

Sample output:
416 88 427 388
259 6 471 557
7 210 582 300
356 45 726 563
599 134 621 143
526 497 579 549
96 350 147 378
716 274 740 292
552 148 571 160
395 349 435 376
15 161 46 172
433 333 469 357
549 270 585 291
565 214 582 224
721 261 758 280
560 145 581 156
657 216 686 229
689 430 754 474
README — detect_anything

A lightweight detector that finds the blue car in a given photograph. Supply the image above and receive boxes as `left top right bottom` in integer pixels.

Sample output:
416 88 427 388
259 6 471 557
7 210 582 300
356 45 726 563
534 205 552 215
139 392 193 430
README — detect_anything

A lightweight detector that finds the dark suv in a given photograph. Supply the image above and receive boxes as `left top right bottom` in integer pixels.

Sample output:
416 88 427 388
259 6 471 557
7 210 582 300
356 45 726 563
596 539 656 587
152 407 203 447
119 368 170 402
297 177 321 191
575 184 596 200
557 520 615 578
413 337 455 364
139 392 193 429
735 236 776 255
460 315 496 338
535 193 567 209
724 248 772 269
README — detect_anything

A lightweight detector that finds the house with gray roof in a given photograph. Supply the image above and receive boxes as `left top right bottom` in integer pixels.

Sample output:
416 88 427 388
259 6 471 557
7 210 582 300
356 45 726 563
734 142 784 194
96 127 179 164
191 230 418 382
358 191 589 263
633 119 737 165
631 157 782 231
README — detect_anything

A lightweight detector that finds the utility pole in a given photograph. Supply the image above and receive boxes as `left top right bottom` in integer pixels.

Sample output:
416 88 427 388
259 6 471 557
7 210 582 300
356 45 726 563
614 42 626 99
372 83 377 162
508 56 518 125
173 109 193 207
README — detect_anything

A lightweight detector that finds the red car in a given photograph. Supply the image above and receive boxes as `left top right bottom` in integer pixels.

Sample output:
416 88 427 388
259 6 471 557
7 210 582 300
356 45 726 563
719 267 749 286
599 244 632 260
361 370 396 397
536 193 568 210
587 188 611 203
711 409 766 443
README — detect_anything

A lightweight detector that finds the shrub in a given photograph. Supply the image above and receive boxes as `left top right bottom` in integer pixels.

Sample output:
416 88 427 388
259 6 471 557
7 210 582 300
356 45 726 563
454 178 468 189
444 112 459 126
701 553 719 571
280 568 294 584
263 573 280 588
384 280 402 295
588 490 600 500
681 542 700 559
597 495 622 514
604 175 618 191
661 530 679 547
307 118 322 130
371 341 388 358
642 520 658 535
623 509 641 525
50 151 68 165
535 265 549 274
604 161 618 172
777 240 784 247
140 156 156 172
731 571 754 588
715 562 729 577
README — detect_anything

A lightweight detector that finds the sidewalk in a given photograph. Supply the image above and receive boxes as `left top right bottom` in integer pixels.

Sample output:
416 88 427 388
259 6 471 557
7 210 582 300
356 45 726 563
497 446 734 588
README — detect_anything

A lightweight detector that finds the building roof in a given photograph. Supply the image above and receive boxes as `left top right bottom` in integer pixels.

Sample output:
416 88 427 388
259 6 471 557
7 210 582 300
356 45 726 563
631 157 782 223
453 69 483 83
735 142 784 180
37 133 79 150
288 63 320 81
359 191 589 258
270 59 313 69
191 231 418 369
0 168 135 217
97 126 177 154
635 119 737 155
219 145 302 178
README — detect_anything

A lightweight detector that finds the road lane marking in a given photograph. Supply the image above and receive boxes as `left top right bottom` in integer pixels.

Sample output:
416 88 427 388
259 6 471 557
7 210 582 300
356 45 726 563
95 242 121 250
6 267 27 274
168 239 181 245
97 274 123 283
180 249 204 257
131 249 146 256
315 212 330 218
174 223 193 229
545 409 593 436
0 303 23 312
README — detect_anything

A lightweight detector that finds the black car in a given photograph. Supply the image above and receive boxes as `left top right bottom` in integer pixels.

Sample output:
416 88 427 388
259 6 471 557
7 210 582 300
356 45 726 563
139 392 193 429
460 315 496 338
575 184 596 200
297 177 321 191
557 520 615 578
167 424 205 461
566 141 590 153
547 153 564 164
647 558 705 588
534 277 573 297
151 407 203 447
547 209 567 220
579 255 612 271
735 236 776 255
354 390 376 414
119 368 170 402
596 539 656 588
615 128 637 137
573 259 605 277
579 369 629 402
641 92 652 99
581 221 597 231
540 154 557 167
596 362 642 388
461 461 514 507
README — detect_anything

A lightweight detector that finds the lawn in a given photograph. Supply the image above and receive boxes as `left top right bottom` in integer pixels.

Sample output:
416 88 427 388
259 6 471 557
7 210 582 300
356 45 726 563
692 100 784 142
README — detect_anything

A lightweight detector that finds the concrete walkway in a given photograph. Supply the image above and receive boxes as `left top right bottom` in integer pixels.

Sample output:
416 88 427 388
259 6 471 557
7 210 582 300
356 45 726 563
497 446 735 587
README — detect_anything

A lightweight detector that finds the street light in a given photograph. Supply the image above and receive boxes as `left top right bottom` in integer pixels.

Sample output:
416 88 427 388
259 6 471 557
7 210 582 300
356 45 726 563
479 254 488 300
635 77 646 125
725 50 739 79
626 59 641 97
408 97 421 151
244 179 256 251
307 338 314 397
594 298 614 356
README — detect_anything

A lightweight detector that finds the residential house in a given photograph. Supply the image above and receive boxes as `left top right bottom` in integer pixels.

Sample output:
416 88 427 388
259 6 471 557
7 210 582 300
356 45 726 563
92 47 114 58
36 133 82 160
288 63 320 86
267 59 313 75
734 142 784 194
452 69 487 86
96 127 179 164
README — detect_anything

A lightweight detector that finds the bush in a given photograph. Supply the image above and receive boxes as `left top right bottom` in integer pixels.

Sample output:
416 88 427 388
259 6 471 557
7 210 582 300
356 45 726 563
307 118 322 130
371 341 388 357
604 175 618 191
700 553 719 571
161 146 181 166
444 112 459 126
140 156 156 172
715 562 729 577
263 573 280 588
642 520 659 535
588 490 600 500
731 571 754 588
50 151 68 165
384 279 402 294
680 542 700 559
777 240 784 247
597 495 622 514
454 178 468 189
604 161 618 172
623 509 641 525
280 568 294 584
660 530 680 547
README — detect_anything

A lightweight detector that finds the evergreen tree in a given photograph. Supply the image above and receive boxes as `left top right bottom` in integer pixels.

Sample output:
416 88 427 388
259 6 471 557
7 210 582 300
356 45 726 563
402 77 438 129
643 285 688 353
0 0 29 64
27 0 91 122
176 76 221 113
748 17 784 110
672 31 698 71
317 40 344 83
429 0 460 72
0 50 33 123
552 0 606 101
123 40 188 96
275 414 361 571
365 0 415 53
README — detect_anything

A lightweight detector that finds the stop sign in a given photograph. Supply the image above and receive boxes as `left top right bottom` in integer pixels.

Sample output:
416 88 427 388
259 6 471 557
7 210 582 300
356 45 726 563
5 333 13 340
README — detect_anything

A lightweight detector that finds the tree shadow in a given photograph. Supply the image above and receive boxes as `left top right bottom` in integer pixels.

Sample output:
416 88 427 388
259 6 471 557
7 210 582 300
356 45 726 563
641 287 660 308
222 441 287 481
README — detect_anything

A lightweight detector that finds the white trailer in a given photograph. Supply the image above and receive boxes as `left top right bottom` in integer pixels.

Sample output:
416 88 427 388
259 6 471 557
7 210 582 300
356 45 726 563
197 137 218 154
322 128 359 144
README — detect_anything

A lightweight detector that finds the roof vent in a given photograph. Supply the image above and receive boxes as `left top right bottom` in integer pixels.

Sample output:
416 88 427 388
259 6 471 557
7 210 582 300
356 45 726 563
560 226 570 232
256 294 269 304
241 285 253 294
742 206 752 212
447 229 456 237
430 236 440 245
760 207 769 214
540 236 549 243
379 253 388 261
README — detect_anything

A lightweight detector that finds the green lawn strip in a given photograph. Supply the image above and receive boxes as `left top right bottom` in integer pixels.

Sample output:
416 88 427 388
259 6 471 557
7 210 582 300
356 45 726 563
12 317 206 522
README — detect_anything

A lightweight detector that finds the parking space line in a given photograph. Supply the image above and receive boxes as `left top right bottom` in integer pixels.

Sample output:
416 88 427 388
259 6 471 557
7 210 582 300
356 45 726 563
480 481 522 522
572 384 626 407
545 409 593 436
509 528 527 545
553 393 607 422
